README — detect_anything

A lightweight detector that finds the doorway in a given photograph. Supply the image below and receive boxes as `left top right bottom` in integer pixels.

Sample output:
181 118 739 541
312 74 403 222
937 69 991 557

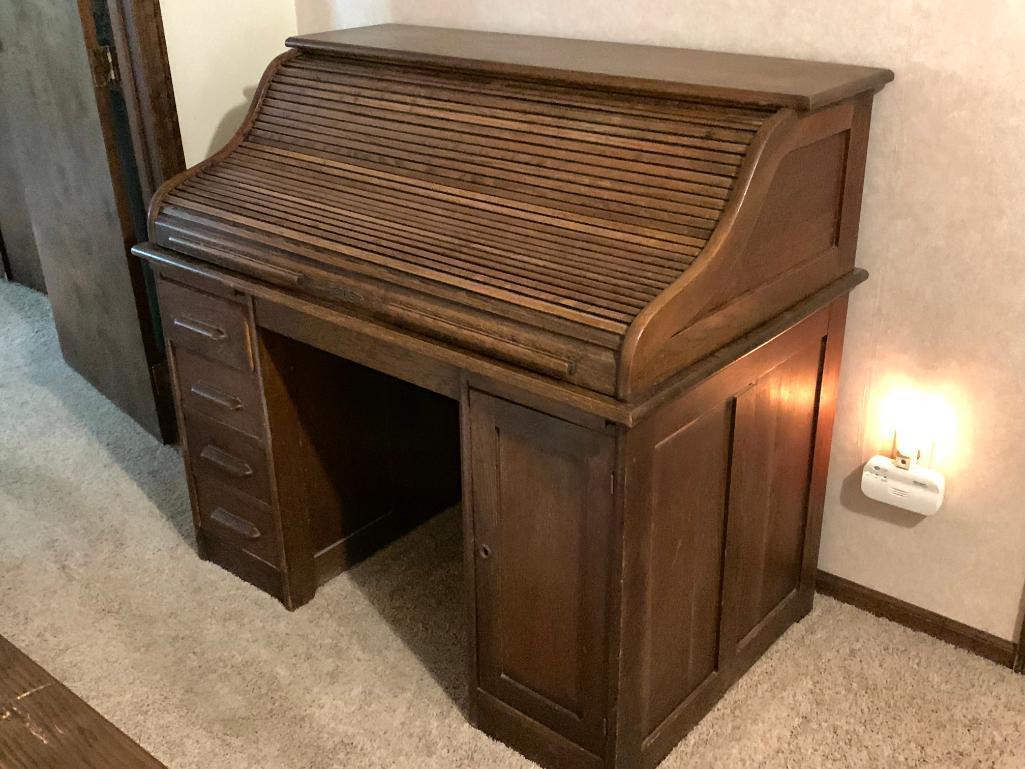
0 0 184 440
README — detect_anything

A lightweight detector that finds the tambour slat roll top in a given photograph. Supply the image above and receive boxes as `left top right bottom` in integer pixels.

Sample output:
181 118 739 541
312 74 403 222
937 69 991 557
151 47 773 393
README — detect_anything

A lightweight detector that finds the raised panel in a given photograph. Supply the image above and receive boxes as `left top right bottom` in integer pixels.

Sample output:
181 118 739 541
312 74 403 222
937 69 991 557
724 339 824 648
183 408 272 504
172 348 265 437
469 391 612 754
642 405 731 736
157 278 254 371
743 132 848 287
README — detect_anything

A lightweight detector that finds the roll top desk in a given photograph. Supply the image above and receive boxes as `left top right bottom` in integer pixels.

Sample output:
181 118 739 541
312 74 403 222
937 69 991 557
133 24 891 769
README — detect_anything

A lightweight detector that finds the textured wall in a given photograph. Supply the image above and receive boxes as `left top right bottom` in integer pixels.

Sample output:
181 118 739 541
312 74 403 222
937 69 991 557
202 0 1025 641
162 0 298 166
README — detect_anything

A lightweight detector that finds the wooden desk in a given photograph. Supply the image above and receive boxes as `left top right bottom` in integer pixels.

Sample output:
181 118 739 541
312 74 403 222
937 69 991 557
134 25 891 769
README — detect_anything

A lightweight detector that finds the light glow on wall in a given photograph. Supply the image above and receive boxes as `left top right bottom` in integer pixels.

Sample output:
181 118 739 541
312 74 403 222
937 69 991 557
872 380 959 470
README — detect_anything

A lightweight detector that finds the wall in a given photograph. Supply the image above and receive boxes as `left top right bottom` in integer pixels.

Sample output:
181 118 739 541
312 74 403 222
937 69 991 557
294 0 389 34
161 0 298 166
179 0 1025 642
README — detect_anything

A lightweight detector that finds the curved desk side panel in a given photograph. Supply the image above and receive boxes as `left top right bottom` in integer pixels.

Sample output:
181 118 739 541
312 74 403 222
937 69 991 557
619 93 875 399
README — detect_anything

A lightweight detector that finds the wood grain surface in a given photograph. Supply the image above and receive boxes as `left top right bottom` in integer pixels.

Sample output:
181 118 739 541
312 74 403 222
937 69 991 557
0 635 165 769
287 25 893 110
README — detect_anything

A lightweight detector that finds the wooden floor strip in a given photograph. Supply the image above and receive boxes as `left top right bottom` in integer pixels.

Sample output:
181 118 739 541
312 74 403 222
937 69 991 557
0 635 165 769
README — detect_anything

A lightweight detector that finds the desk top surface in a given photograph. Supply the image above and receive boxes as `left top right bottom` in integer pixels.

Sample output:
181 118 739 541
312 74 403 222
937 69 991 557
288 24 894 111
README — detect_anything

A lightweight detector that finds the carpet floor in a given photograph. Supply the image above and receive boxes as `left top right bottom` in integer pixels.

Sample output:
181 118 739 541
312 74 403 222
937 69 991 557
1 279 1023 769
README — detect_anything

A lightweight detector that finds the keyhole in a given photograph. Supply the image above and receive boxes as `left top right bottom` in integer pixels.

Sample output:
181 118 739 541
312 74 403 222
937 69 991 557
479 544 492 559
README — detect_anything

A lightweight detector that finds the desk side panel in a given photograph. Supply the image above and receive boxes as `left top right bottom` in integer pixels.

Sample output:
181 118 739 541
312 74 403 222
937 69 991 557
617 300 843 768
621 92 876 399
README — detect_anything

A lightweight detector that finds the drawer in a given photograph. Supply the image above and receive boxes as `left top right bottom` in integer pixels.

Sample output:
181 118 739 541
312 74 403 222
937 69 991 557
195 477 279 565
158 278 253 371
173 348 264 437
183 408 272 504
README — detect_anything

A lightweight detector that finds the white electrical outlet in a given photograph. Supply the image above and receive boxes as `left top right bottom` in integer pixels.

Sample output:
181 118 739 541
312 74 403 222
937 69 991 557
861 454 945 515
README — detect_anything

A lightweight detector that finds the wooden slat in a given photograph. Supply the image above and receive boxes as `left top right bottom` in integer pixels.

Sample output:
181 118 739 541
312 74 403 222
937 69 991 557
256 98 733 210
264 81 743 186
225 149 701 264
181 178 661 305
208 163 686 284
271 72 753 156
158 206 634 334
172 184 653 314
154 51 771 337
292 55 772 129
247 128 720 240
166 192 638 323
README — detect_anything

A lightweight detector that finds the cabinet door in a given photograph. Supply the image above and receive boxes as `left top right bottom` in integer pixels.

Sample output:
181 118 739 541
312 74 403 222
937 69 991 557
721 339 824 656
468 391 613 754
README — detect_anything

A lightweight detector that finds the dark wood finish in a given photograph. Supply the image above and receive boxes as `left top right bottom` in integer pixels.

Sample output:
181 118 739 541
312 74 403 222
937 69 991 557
615 303 841 769
147 27 879 401
817 571 1020 670
195 476 280 564
134 26 890 769
157 271 463 606
258 331 461 591
157 278 255 371
288 25 893 111
620 99 871 397
469 392 614 757
172 347 265 436
137 241 867 429
0 0 183 439
0 635 165 769
722 339 823 652
105 0 186 202
184 409 273 503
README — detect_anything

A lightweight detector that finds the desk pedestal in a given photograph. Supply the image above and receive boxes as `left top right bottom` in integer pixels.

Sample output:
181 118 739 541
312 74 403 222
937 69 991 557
152 262 847 769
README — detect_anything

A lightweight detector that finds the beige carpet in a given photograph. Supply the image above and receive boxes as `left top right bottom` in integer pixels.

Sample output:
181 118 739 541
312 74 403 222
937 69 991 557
1 278 1023 769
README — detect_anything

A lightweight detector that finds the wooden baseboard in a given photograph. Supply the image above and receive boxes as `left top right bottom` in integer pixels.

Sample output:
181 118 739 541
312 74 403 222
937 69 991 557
816 570 1019 670
1017 620 1025 674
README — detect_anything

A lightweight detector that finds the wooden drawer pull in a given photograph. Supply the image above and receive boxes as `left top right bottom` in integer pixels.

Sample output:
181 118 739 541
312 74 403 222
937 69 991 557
199 444 254 478
190 382 243 412
209 507 262 540
173 315 227 341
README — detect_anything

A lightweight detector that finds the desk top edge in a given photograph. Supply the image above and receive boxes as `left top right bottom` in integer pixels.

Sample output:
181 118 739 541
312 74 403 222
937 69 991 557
286 24 894 110
132 242 866 425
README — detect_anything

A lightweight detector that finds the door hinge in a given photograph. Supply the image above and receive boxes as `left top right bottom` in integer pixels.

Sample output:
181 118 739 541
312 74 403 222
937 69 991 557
150 359 171 398
610 472 616 496
89 44 118 88
603 717 608 735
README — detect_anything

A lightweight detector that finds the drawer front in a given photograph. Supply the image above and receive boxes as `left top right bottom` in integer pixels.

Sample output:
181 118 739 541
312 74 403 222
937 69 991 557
173 348 264 437
183 408 272 504
195 478 279 565
158 278 253 371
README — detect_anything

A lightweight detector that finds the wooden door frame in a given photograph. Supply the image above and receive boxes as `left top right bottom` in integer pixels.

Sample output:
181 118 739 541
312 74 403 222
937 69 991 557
76 0 185 440
103 0 185 203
